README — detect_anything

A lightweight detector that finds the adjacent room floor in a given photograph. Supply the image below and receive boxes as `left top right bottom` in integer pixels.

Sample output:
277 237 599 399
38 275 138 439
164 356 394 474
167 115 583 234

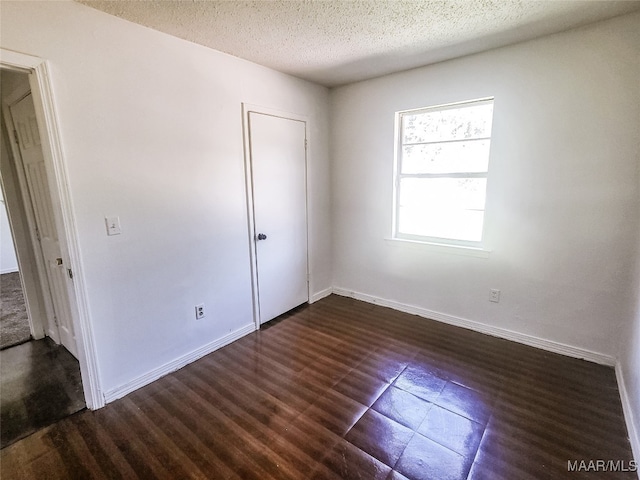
0 295 635 479
1 272 31 350
0 338 85 449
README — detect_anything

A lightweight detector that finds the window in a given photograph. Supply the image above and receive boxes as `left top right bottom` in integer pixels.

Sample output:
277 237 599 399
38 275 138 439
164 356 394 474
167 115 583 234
393 98 494 247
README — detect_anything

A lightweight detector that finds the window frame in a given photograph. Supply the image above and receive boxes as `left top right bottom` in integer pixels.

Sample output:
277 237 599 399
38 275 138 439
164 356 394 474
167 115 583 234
392 97 494 249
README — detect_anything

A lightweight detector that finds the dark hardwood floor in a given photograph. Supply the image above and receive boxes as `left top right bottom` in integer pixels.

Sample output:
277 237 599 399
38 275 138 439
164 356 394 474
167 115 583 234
0 295 635 479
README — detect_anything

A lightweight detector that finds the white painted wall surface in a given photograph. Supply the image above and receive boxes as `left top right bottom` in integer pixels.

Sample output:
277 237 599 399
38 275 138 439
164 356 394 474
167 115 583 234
0 1 331 395
620 174 640 461
330 13 640 359
623 261 640 461
0 186 19 274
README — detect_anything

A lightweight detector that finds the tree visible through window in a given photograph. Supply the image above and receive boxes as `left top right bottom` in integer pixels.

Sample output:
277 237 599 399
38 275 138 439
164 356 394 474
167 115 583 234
394 98 494 246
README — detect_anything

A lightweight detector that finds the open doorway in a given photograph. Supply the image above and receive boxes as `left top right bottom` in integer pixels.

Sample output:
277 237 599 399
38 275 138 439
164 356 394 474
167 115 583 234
0 69 85 448
1 184 30 349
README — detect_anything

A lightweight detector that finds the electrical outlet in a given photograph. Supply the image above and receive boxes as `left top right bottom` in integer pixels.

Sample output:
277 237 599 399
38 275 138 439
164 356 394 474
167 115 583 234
195 303 205 319
490 289 501 303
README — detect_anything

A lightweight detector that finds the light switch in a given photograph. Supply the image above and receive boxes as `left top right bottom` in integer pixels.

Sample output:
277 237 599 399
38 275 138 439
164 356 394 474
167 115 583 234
105 216 121 236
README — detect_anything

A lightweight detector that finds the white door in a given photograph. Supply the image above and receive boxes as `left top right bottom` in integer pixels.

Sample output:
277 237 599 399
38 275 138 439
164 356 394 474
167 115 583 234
9 93 77 357
248 112 308 324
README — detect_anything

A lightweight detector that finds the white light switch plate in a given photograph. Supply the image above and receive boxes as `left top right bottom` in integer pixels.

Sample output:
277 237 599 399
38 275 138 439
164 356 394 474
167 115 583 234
105 216 121 236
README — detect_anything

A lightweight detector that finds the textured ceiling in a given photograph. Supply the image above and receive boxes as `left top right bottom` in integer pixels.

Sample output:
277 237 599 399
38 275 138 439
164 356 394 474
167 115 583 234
76 0 640 87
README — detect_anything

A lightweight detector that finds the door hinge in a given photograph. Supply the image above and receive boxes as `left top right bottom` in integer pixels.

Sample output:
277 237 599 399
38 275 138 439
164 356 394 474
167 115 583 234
35 226 41 242
304 139 308 150
13 130 19 145
67 268 73 280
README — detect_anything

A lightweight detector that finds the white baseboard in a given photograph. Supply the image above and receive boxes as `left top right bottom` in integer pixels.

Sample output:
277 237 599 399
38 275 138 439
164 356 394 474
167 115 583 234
616 364 640 469
103 323 255 404
310 287 333 304
331 287 616 366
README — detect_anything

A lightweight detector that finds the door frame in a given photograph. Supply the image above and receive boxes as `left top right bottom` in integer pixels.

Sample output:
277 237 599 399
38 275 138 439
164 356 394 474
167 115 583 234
241 103 311 329
0 48 103 409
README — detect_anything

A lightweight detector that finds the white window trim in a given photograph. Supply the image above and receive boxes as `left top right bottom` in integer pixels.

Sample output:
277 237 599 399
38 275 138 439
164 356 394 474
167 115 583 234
392 97 494 253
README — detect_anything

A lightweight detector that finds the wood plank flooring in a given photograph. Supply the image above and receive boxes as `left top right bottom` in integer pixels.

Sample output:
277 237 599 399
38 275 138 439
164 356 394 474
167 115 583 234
1 295 636 479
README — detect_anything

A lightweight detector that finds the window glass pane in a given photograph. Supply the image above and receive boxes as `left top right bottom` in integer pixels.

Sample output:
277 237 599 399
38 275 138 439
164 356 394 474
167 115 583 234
398 178 487 242
399 178 487 211
398 206 484 242
394 98 493 245
401 139 490 174
402 102 493 144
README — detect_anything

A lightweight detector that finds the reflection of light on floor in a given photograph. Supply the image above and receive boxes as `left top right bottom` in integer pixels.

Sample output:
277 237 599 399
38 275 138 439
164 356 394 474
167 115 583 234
343 359 492 479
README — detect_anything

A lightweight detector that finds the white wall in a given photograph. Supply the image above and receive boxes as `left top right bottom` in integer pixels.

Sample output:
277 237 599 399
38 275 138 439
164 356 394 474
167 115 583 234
331 13 640 360
0 186 19 274
620 172 640 460
0 1 331 395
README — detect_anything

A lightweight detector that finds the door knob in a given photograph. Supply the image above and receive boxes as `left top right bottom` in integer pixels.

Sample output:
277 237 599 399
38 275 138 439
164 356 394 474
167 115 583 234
257 233 267 241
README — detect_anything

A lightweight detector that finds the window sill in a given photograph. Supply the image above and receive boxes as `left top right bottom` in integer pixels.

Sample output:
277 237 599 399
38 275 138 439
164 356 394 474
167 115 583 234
384 238 491 258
